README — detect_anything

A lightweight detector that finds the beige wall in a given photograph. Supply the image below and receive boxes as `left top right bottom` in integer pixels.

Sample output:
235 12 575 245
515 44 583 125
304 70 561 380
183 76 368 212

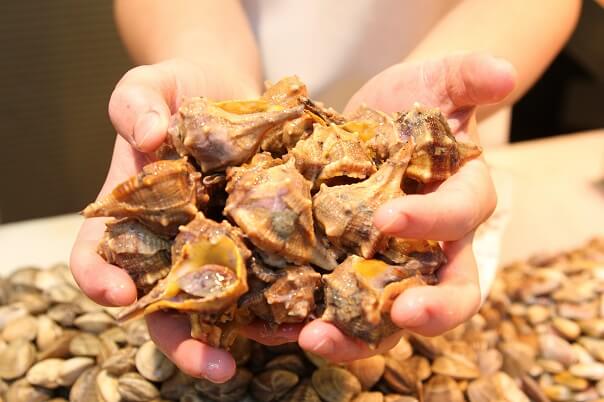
0 2 131 223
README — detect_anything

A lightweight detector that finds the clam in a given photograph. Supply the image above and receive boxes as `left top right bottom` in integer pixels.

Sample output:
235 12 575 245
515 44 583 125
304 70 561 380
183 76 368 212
322 255 428 346
312 366 362 402
83 158 203 236
291 124 376 189
423 375 465 402
313 141 414 259
395 104 482 183
117 213 250 348
225 155 337 269
250 369 299 401
167 96 304 172
97 218 171 296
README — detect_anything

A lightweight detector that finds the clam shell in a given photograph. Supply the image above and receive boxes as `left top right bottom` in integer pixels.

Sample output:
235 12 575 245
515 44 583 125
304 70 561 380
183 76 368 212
250 369 299 401
311 366 361 402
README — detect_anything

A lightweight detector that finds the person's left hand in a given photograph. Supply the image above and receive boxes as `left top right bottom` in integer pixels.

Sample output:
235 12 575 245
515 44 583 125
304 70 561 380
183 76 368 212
298 52 516 362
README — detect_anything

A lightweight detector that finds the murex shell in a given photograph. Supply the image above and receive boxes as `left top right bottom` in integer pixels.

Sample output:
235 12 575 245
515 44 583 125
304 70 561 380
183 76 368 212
117 213 250 347
322 252 442 347
84 76 480 348
83 158 204 236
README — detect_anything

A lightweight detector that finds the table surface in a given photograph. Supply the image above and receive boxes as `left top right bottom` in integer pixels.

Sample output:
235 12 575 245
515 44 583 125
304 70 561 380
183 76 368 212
0 130 602 274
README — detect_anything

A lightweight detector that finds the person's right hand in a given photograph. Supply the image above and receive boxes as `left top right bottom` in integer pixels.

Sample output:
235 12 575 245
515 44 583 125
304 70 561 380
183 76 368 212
70 59 300 383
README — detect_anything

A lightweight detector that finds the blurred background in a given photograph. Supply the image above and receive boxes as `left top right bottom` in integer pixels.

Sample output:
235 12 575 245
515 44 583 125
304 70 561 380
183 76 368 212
0 1 602 224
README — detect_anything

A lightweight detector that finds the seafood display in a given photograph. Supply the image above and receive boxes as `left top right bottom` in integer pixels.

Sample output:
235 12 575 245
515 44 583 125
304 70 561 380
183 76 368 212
83 76 482 349
1 238 603 401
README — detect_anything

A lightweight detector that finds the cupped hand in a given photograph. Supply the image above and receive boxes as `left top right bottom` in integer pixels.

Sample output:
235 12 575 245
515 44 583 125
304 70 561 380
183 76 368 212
298 53 516 362
69 59 297 383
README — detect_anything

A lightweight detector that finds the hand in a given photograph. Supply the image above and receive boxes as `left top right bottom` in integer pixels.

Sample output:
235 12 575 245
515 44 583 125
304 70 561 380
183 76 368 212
298 53 516 362
70 59 298 383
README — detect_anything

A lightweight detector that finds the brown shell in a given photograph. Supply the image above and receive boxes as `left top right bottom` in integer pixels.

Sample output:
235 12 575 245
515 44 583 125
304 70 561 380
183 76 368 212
97 218 171 296
167 96 303 172
291 124 376 189
117 213 250 324
312 141 414 259
300 96 347 125
379 238 446 276
260 76 315 155
248 266 321 325
225 156 337 270
345 104 401 164
321 255 430 347
395 104 482 183
82 159 203 236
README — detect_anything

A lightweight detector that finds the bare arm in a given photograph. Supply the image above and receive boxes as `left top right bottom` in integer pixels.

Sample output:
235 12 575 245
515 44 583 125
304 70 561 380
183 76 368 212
405 0 581 116
114 0 262 93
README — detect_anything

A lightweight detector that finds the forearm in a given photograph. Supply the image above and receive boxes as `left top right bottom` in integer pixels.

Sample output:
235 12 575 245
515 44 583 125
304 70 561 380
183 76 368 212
114 0 262 93
405 0 581 112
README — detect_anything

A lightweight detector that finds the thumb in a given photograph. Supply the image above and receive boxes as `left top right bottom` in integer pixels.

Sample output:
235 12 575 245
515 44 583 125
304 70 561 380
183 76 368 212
108 64 176 153
433 52 517 110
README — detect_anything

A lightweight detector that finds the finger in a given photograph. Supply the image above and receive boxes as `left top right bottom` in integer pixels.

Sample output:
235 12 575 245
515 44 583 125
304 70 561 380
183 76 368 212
428 52 517 111
69 217 137 306
239 321 302 346
390 233 481 336
298 320 401 363
69 137 148 307
374 158 496 241
146 311 236 383
108 64 175 152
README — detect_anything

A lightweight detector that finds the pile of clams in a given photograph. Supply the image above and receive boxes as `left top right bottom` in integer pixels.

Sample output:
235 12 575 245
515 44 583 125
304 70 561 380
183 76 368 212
84 76 481 349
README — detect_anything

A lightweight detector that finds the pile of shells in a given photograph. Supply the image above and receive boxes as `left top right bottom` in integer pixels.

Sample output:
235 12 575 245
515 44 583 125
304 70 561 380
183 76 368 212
0 237 602 401
82 76 481 349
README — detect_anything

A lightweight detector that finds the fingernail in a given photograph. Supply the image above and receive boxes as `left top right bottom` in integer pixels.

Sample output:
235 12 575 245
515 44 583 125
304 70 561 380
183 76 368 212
398 308 428 328
106 282 126 306
374 206 406 234
134 111 160 149
202 356 233 383
312 337 334 356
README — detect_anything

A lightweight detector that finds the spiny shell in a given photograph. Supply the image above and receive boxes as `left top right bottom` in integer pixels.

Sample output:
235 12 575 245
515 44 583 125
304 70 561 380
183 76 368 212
97 218 171 296
225 156 336 269
378 238 446 276
395 104 481 183
117 213 250 325
291 124 376 189
168 96 303 172
249 265 321 324
313 141 414 259
322 256 428 346
345 104 400 163
311 366 362 402
260 76 314 155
